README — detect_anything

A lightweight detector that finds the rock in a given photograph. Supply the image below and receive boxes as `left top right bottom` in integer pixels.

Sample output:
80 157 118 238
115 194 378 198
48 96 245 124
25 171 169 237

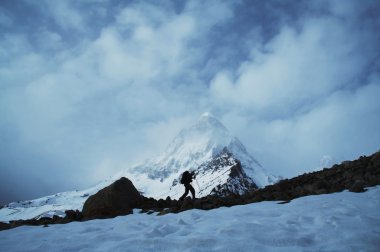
64 210 83 221
349 181 366 193
251 194 264 202
140 198 157 210
313 180 329 190
157 199 166 208
23 219 39 226
0 222 10 231
180 197 194 211
371 151 380 168
272 191 289 200
170 199 178 208
9 220 24 229
36 217 53 226
315 188 328 195
65 210 77 220
52 215 60 222
193 199 202 209
75 210 83 220
200 195 221 210
82 177 143 219
224 194 240 206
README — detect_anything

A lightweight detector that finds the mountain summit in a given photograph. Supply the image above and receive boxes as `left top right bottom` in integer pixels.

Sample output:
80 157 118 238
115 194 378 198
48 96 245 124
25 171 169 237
120 113 278 198
135 113 238 178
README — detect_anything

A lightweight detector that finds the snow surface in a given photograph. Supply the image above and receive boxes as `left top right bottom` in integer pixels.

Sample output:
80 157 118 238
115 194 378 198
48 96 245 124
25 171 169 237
1 187 379 252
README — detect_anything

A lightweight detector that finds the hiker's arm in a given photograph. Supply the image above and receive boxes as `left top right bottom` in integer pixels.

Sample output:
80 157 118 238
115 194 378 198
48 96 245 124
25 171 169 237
191 171 196 178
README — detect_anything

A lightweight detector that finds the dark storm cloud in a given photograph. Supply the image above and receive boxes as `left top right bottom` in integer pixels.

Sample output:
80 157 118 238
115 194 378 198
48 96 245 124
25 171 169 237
0 0 379 204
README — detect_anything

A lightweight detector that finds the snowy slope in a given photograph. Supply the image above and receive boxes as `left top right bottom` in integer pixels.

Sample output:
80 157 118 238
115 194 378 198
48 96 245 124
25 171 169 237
1 187 379 251
117 113 277 199
0 180 113 223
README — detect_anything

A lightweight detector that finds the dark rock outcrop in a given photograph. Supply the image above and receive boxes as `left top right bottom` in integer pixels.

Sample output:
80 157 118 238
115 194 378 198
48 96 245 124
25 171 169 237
0 222 10 231
65 210 83 221
82 177 143 220
246 151 380 203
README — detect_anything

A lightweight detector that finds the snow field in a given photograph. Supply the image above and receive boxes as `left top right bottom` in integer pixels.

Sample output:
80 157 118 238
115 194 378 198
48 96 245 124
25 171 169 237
1 187 379 252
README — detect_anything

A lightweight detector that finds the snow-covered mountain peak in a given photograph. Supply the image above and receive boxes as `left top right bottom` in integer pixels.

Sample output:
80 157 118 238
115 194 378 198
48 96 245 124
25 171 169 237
170 113 232 157
124 114 277 197
145 114 240 179
194 112 228 132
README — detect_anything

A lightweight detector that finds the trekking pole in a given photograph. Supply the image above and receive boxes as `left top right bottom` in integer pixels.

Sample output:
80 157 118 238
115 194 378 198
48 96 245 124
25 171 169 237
194 177 201 191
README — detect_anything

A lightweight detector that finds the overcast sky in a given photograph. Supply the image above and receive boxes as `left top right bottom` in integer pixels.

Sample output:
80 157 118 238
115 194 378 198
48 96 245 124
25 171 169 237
1 0 379 205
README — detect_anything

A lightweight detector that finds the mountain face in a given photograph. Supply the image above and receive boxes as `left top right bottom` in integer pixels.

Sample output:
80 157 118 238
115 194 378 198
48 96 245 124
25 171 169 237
118 113 277 199
191 148 258 196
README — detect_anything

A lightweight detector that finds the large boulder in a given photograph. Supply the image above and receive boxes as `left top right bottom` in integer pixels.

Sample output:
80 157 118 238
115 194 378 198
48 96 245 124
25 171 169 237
82 177 143 219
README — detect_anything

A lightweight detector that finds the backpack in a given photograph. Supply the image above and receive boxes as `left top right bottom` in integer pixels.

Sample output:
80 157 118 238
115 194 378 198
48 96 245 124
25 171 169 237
180 171 192 184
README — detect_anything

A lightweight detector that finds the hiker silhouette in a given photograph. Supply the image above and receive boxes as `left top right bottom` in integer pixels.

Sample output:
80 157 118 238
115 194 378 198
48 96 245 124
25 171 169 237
179 171 196 201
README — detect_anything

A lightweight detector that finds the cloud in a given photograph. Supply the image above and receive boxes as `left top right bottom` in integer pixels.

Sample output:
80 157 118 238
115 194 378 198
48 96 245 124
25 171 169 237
240 79 380 177
210 15 376 118
0 7 13 27
211 1 380 176
24 0 107 33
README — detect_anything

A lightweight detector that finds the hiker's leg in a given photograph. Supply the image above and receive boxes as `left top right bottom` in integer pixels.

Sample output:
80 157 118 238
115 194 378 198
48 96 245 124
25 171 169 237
189 184 195 199
179 186 189 201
